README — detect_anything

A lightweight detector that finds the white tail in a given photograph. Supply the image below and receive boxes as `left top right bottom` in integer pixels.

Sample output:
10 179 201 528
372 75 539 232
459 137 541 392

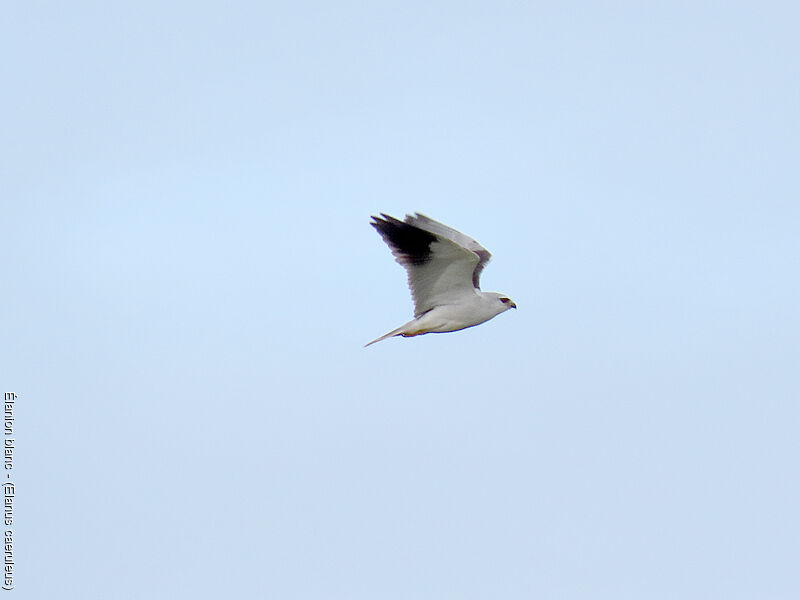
364 319 419 347
364 326 404 347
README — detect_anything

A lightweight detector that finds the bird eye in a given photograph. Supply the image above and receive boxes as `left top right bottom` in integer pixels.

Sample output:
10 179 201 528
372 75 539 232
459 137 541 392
500 297 510 303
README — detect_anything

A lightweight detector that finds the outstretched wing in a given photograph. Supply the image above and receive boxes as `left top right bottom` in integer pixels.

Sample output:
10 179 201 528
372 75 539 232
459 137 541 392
404 212 492 289
370 213 490 317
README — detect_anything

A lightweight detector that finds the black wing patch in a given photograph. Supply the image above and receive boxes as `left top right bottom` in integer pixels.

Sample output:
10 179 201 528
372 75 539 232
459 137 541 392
370 214 437 266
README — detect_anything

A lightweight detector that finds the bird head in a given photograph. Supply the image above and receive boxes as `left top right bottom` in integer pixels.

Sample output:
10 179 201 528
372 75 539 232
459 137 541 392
499 296 517 310
486 292 517 311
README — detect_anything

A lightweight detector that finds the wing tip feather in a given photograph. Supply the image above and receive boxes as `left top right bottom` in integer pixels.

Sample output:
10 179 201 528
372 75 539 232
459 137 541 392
369 213 437 266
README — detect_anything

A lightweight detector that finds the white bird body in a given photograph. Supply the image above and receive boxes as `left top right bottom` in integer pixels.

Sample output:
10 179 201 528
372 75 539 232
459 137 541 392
366 213 515 347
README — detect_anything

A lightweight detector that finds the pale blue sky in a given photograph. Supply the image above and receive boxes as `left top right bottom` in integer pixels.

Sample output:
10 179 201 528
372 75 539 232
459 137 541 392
3 1 799 598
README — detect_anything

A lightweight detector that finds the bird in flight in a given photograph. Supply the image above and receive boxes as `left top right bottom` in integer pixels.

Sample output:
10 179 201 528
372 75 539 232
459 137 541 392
365 212 516 347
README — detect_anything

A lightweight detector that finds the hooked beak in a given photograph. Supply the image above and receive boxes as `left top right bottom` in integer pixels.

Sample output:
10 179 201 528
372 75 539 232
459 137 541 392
509 301 517 309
